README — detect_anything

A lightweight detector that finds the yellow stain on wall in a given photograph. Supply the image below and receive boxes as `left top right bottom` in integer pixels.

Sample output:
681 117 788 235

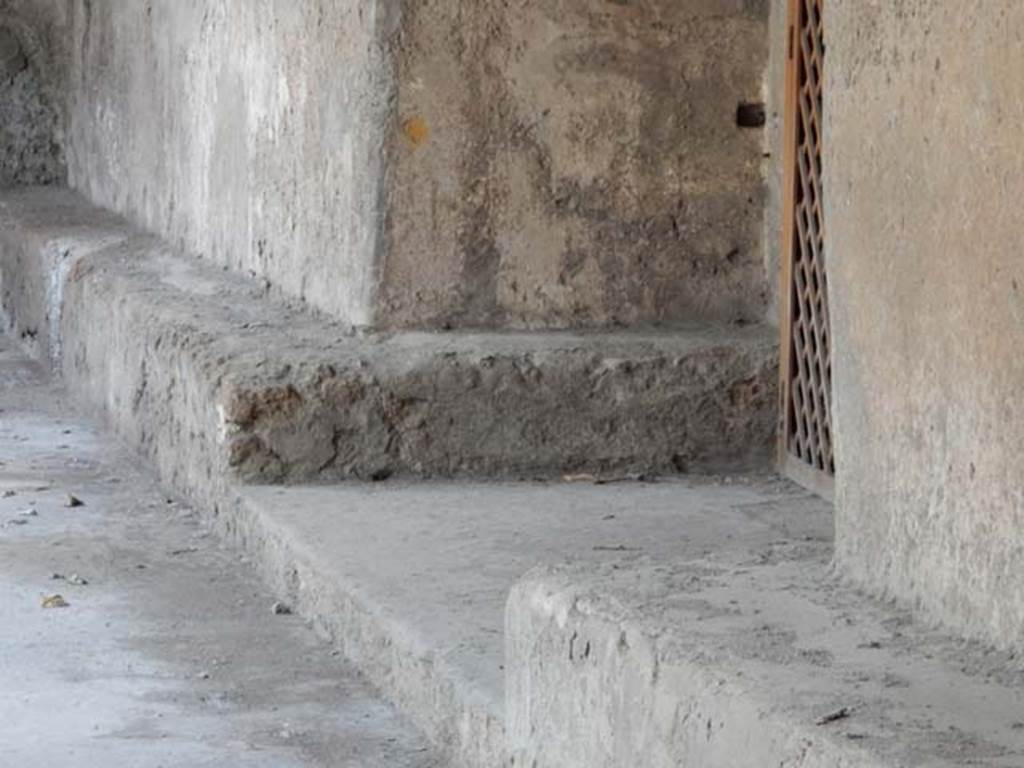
402 116 429 148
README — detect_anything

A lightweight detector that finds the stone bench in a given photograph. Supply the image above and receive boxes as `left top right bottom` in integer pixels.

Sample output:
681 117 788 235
0 186 779 508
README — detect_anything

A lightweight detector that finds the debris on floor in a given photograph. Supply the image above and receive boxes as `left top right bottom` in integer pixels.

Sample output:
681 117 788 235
815 707 853 726
562 472 651 485
51 573 88 586
41 594 69 609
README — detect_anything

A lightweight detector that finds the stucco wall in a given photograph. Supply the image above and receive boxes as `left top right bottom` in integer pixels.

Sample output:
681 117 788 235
828 1 1024 649
51 1 775 330
382 0 772 329
63 0 395 326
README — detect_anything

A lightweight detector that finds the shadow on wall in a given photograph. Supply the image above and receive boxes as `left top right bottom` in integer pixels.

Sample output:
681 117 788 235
0 23 64 187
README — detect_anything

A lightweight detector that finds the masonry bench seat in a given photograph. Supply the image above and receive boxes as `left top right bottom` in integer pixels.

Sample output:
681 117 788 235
0 187 779 506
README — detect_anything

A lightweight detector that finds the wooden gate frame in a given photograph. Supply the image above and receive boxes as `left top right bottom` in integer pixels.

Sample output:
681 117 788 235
778 0 834 500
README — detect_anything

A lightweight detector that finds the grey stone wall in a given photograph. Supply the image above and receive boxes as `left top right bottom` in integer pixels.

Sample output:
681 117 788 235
64 0 395 327
0 17 64 186
827 1 1024 650
56 0 775 330
379 0 773 330
762 0 787 327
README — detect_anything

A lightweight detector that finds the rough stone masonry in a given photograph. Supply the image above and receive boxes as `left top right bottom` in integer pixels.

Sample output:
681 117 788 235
0 22 63 186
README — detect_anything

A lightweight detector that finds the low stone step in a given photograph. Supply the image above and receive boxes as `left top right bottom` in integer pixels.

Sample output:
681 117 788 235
507 557 1024 768
224 477 833 768
222 478 1022 768
0 187 778 507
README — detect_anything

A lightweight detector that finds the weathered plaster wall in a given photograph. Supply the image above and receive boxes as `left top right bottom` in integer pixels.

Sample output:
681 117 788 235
382 1 772 329
762 0 787 326
828 1 1024 649
63 0 396 326
0 1 66 186
36 1 777 330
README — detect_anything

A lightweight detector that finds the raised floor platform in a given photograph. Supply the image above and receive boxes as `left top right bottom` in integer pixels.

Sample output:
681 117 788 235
0 187 778 506
227 480 1024 768
228 478 830 767
509 557 1024 767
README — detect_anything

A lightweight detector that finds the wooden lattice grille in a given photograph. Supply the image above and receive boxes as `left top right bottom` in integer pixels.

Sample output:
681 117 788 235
780 0 833 496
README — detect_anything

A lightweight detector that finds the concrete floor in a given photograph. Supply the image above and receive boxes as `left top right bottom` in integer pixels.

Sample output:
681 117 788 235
0 336 442 766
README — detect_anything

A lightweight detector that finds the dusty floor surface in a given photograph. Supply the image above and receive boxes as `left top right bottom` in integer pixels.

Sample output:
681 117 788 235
0 334 441 766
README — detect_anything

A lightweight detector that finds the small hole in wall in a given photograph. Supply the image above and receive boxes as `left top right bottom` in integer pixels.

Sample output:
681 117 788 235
736 102 766 128
0 27 28 79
